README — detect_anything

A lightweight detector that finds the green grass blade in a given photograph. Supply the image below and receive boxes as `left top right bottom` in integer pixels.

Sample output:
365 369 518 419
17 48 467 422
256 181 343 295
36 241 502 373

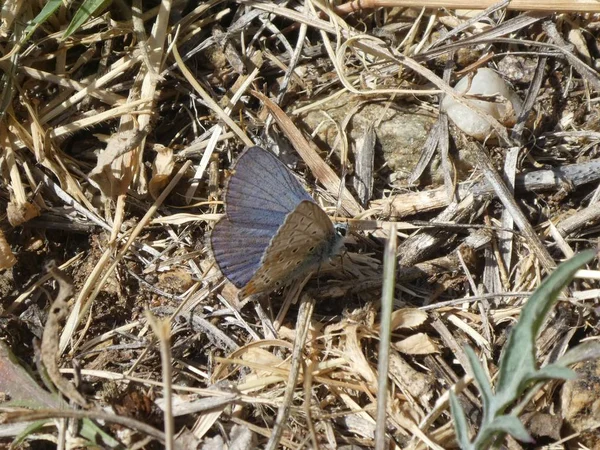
62 0 112 39
11 420 50 446
21 0 63 45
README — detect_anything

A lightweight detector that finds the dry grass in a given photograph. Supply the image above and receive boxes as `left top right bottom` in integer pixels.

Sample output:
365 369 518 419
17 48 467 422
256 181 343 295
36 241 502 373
1 1 600 449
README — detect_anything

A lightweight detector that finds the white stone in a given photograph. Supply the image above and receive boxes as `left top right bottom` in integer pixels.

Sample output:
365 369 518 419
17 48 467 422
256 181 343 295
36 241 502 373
442 68 522 141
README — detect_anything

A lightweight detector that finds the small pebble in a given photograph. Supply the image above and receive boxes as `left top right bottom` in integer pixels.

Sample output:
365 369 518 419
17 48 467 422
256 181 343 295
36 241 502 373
442 68 522 141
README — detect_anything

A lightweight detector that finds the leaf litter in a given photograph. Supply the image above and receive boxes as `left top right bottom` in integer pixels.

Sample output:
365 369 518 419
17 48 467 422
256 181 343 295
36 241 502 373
1 1 600 449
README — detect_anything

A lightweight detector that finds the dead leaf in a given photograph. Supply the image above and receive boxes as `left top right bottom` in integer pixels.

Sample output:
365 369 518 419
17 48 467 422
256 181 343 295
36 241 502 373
6 200 39 226
241 347 287 378
390 309 428 331
393 333 439 355
149 145 175 199
389 351 434 399
568 28 591 63
89 127 149 197
0 230 16 270
41 265 88 407
344 324 377 386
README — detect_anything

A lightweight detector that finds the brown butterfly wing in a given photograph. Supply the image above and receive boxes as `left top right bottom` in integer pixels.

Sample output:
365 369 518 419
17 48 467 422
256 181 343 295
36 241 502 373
240 200 341 298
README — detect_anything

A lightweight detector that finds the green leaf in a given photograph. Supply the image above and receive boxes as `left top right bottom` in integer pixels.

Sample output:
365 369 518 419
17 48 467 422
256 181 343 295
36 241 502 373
495 250 596 405
464 346 493 415
80 418 123 448
0 341 60 410
556 341 600 367
531 365 577 382
449 391 473 450
62 0 112 39
477 415 533 445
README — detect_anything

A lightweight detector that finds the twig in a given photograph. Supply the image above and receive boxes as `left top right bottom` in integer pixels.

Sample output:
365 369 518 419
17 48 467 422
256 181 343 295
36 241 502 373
145 313 174 450
556 202 600 237
42 263 88 408
427 0 511 49
375 159 600 218
398 196 476 267
246 1 514 143
353 122 376 206
472 145 556 271
333 0 600 13
0 408 166 444
408 120 442 185
265 294 316 450
184 65 260 202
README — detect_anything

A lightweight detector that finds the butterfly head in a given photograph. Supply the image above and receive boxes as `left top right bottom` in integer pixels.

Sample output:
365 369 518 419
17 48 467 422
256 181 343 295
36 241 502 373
329 222 349 258
334 221 350 238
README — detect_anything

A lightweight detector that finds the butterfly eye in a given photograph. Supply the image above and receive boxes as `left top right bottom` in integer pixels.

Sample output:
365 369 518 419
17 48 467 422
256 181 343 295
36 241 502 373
335 223 349 237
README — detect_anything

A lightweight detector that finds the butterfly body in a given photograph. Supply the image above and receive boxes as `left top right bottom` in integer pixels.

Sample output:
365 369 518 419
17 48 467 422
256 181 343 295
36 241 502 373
210 146 345 298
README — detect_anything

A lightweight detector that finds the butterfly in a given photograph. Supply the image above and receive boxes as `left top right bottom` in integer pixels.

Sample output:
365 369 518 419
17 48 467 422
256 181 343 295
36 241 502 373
210 146 347 298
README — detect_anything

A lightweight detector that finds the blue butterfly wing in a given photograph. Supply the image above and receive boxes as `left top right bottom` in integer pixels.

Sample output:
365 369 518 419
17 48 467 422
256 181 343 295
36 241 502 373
209 217 278 288
225 146 313 228
212 146 318 291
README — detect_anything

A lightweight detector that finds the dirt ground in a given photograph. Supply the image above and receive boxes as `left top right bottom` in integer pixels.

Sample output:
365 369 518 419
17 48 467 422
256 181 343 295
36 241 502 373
2 2 600 449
